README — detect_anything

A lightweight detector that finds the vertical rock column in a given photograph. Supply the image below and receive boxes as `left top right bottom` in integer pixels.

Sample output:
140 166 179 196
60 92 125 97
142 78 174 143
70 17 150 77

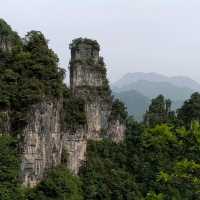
64 38 113 174
69 38 113 139
64 38 126 174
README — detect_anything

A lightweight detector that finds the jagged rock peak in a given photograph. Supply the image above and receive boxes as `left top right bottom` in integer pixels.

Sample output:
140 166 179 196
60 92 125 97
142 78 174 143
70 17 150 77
70 37 100 50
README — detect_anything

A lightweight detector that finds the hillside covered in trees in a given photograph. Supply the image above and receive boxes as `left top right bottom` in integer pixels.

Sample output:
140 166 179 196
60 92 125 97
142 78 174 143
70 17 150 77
1 19 200 200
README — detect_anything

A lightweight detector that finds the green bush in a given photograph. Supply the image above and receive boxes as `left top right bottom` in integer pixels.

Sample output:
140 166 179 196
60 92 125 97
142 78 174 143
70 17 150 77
26 166 83 200
0 136 23 200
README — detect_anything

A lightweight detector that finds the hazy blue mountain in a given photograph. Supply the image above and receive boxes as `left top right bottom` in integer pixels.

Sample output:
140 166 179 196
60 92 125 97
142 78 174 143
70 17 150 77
114 80 193 101
113 90 150 121
113 90 184 121
113 72 200 92
170 76 200 91
112 72 200 121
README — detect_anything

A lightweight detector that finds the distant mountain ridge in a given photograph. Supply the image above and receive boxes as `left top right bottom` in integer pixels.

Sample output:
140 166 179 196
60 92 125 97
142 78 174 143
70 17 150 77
114 79 193 101
113 90 149 121
113 72 200 92
112 72 200 121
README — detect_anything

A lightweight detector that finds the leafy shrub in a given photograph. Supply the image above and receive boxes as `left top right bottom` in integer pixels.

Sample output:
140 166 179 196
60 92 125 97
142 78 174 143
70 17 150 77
26 166 83 200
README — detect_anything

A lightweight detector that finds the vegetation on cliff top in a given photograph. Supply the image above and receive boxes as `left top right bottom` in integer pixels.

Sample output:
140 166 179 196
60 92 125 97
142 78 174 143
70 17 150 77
0 23 65 108
0 19 88 133
70 38 100 50
0 19 67 133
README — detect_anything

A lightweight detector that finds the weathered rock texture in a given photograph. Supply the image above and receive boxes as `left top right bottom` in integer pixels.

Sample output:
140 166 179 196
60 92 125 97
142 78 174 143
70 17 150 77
0 110 11 134
108 120 126 143
0 39 12 52
69 38 113 138
21 100 63 187
65 38 126 174
63 127 87 174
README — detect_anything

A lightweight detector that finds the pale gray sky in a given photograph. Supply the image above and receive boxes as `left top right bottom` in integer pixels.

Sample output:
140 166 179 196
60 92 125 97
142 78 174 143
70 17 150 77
1 0 200 84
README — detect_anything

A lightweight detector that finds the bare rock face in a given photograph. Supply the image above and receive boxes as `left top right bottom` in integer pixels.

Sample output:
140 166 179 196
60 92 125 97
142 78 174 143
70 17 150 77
0 110 11 134
108 120 126 143
21 100 63 187
69 38 113 138
0 39 12 52
63 127 87 174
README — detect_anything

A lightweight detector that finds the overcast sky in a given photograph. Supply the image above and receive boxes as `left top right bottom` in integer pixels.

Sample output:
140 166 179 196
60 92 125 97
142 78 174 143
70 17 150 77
1 0 200 84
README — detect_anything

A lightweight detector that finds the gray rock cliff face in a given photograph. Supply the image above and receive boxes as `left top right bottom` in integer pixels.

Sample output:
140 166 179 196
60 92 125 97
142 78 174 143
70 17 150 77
0 110 11 134
21 100 63 187
0 39 12 52
108 120 126 143
63 127 87 174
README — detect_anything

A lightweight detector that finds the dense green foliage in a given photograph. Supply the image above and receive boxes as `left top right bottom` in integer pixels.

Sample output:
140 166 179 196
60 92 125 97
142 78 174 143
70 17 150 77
0 136 23 200
80 93 200 199
110 99 128 122
144 95 175 127
0 19 65 132
177 92 200 127
81 119 200 199
26 166 83 200
63 87 86 130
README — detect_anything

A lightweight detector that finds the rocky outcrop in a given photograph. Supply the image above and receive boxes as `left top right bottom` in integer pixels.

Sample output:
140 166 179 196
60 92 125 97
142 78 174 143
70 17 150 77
21 100 63 187
63 127 87 174
0 110 11 134
69 38 113 139
108 120 126 143
0 39 12 52
67 38 126 173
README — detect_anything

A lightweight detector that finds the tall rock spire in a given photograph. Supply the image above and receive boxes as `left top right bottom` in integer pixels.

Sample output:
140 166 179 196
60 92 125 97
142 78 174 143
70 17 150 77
64 38 126 174
69 38 112 139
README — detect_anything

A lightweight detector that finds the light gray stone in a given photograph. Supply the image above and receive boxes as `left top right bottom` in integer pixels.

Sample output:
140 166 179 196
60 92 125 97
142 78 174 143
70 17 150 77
21 100 63 187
